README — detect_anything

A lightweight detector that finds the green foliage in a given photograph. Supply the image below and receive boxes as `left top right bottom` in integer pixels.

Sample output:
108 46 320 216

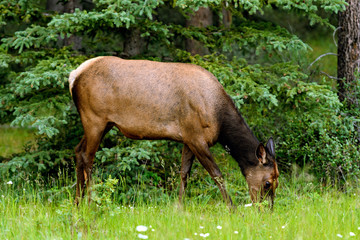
3 25 58 53
271 0 347 28
0 49 86 135
0 0 358 193
91 175 119 209
0 149 74 180
93 130 182 202
0 0 47 25
175 0 347 26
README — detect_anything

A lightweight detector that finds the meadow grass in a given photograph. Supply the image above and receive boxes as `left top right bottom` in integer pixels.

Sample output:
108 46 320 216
0 126 35 157
1 175 359 240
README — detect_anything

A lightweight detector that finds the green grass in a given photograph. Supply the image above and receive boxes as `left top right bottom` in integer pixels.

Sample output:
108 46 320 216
1 176 359 240
0 125 359 239
0 126 35 157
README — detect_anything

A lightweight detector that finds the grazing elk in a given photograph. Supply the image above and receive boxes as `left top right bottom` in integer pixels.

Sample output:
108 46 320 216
69 56 279 207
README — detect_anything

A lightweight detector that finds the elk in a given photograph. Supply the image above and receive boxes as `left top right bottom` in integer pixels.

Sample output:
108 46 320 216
69 56 279 207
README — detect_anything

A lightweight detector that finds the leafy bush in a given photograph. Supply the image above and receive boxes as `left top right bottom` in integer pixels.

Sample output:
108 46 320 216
91 175 119 208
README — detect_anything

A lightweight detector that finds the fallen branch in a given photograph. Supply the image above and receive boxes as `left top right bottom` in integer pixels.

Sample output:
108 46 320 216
308 53 337 70
333 27 341 47
320 71 342 81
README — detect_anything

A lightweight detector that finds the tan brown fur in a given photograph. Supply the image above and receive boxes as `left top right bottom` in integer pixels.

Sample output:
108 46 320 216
70 56 279 207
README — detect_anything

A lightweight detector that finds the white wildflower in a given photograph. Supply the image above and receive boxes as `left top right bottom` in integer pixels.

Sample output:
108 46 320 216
217 226 222 229
199 226 204 229
234 231 239 234
282 225 286 229
244 203 252 207
350 232 355 236
6 181 13 185
337 234 343 238
194 233 198 235
151 229 155 232
199 233 210 238
136 225 148 232
138 234 148 239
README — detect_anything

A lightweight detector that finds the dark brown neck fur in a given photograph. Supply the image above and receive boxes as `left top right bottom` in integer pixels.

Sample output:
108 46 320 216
218 100 260 175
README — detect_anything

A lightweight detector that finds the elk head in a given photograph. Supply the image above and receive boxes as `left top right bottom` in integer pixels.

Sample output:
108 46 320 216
245 138 279 208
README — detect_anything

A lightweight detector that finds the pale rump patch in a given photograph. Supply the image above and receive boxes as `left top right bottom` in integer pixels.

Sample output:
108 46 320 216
68 56 105 96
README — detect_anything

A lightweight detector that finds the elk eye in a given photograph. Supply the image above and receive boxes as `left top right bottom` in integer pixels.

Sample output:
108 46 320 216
265 181 271 189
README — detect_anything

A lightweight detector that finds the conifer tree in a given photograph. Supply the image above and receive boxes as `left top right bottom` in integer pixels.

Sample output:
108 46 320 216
337 0 360 106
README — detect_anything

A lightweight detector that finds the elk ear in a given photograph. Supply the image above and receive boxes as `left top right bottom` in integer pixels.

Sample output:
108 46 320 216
256 143 267 165
266 137 275 157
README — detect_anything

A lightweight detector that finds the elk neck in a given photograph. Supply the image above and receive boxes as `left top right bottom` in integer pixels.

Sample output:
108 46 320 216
217 101 260 175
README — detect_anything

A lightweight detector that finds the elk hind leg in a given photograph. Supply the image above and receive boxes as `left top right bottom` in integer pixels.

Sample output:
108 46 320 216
178 144 195 205
76 120 112 204
75 136 86 204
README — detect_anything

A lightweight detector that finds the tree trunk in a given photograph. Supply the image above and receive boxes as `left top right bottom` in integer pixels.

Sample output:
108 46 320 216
186 7 213 56
46 0 83 13
122 28 145 58
46 0 65 12
46 0 83 51
222 5 232 28
337 0 360 105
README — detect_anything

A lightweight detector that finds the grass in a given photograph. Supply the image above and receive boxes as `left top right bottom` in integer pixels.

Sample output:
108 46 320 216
1 174 359 240
0 126 35 158
0 126 359 239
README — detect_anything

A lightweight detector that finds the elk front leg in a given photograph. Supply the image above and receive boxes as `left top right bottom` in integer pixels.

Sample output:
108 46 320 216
189 141 234 208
